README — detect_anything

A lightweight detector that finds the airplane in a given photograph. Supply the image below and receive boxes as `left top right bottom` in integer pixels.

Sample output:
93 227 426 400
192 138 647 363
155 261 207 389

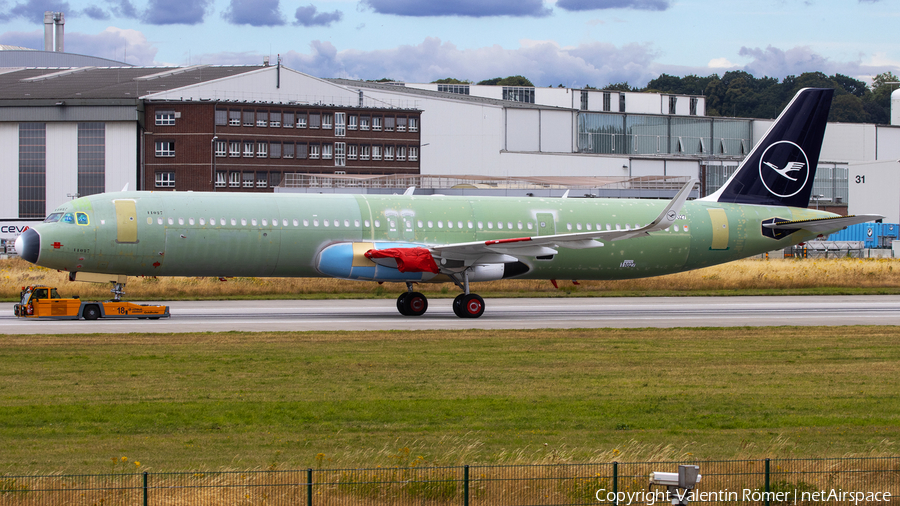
15 87 882 318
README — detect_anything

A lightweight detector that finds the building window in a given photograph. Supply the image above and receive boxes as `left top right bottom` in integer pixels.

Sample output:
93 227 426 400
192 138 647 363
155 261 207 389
335 142 346 167
256 141 268 158
155 111 176 125
409 146 418 161
155 171 175 187
229 141 241 157
372 116 382 131
270 142 281 158
155 140 175 157
256 111 268 127
360 116 370 131
243 111 255 127
243 141 254 157
283 112 295 128
396 117 407 132
384 116 395 131
334 112 346 137
581 91 589 111
372 145 382 160
309 113 321 129
619 94 626 112
19 122 46 219
229 110 241 126
297 113 307 128
229 172 240 187
437 84 469 95
360 145 370 160
322 113 333 130
270 172 281 187
397 146 406 161
323 144 333 160
296 143 308 159
242 172 254 187
603 93 611 112
269 111 281 127
215 171 226 187
348 115 358 130
256 172 267 187
408 118 418 132
309 144 320 159
283 143 295 158
503 87 535 103
77 122 105 198
690 97 698 116
669 96 677 115
347 144 358 160
215 140 226 157
384 146 394 161
215 110 228 126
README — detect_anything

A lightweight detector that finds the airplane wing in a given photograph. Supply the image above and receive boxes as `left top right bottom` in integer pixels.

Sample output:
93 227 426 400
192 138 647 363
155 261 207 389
430 178 697 264
763 214 884 235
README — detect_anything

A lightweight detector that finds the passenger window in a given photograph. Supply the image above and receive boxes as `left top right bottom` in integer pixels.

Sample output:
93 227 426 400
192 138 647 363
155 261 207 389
157 218 163 225
241 219 247 226
168 218 174 225
586 224 592 230
251 219 257 226
62 213 75 224
303 219 309 227
468 221 473 229
200 218 206 225
418 220 424 228
458 221 463 229
427 221 433 228
447 221 452 229
313 219 319 227
178 218 184 225
477 222 483 229
527 223 533 230
364 220 371 227
497 222 503 229
576 223 582 230
189 218 195 225
354 220 360 227
294 219 299 227
566 223 572 231
487 222 493 229
335 220 340 227
374 220 381 227
323 220 329 227
518 222 523 230
438 221 443 228
344 219 350 227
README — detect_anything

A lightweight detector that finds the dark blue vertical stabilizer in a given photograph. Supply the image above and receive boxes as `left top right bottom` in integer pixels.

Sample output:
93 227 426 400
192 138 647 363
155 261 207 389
705 88 833 207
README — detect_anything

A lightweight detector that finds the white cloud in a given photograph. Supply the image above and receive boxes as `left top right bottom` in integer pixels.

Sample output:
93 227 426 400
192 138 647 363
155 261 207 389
708 57 736 69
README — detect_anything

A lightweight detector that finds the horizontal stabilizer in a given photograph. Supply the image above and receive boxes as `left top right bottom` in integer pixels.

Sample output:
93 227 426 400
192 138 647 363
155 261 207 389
763 214 884 234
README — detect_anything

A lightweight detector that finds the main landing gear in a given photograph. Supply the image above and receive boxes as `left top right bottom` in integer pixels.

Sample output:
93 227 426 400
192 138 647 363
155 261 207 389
394 270 485 319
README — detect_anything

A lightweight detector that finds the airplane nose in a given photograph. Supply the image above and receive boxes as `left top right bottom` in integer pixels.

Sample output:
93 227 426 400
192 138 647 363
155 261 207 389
15 228 40 264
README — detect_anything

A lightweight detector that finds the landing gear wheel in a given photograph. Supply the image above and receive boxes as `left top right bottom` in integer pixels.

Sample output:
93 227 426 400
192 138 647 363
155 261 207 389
452 294 466 318
397 293 410 316
405 292 428 316
397 292 428 316
459 294 485 318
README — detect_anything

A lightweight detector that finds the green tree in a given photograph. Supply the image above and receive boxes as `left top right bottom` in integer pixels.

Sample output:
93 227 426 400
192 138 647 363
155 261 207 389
477 76 534 86
432 78 471 84
872 71 899 91
603 82 633 92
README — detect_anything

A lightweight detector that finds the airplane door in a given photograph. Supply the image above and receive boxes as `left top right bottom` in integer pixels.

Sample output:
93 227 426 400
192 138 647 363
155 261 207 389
536 213 555 236
707 208 729 250
113 199 139 244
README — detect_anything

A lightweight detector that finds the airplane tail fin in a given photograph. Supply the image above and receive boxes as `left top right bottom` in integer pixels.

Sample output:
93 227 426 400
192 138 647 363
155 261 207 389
702 87 834 207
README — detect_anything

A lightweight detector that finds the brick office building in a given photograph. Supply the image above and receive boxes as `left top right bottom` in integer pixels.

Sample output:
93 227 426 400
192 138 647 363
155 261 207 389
143 101 421 192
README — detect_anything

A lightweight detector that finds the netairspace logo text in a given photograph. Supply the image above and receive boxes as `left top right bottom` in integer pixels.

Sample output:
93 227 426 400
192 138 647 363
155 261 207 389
595 488 892 505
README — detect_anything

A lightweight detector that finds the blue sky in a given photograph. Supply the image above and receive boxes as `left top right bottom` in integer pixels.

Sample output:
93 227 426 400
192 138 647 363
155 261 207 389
0 0 897 88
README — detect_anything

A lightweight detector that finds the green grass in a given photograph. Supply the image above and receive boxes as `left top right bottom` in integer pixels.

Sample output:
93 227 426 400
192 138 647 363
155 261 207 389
0 327 898 474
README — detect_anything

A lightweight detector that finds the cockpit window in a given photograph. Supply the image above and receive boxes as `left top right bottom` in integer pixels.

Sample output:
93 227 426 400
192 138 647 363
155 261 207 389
44 213 63 223
76 212 89 225
62 213 75 224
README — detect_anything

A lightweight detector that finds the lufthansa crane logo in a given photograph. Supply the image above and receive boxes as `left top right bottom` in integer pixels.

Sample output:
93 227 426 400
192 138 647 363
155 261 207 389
758 140 810 198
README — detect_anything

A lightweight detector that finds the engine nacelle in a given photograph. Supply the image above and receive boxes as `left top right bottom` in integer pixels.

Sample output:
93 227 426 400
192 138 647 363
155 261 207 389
316 242 440 282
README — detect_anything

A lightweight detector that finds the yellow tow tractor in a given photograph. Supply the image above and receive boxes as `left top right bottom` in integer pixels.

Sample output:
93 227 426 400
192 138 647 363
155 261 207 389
13 285 170 320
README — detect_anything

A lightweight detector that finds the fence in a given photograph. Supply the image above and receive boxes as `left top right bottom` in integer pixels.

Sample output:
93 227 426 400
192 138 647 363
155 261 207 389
1 457 897 505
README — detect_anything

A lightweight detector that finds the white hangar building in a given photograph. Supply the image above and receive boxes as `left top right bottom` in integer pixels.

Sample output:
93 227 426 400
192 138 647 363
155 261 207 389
2 62 900 239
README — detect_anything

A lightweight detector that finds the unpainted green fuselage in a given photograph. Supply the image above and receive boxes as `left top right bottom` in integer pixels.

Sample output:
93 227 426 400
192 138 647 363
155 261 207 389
31 191 833 281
